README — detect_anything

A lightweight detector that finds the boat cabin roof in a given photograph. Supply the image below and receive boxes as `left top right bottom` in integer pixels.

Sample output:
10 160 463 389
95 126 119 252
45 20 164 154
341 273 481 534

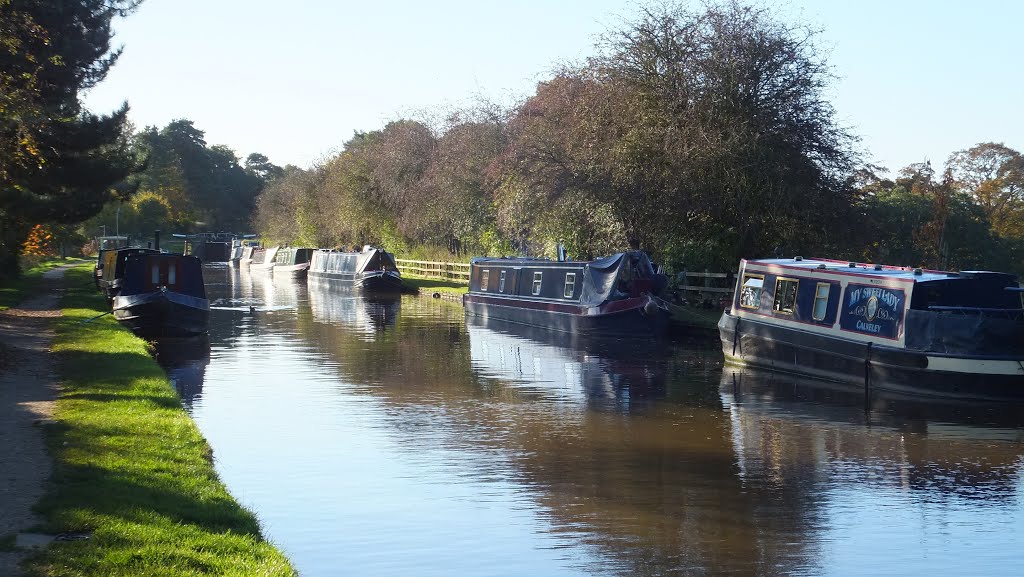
743 257 1004 284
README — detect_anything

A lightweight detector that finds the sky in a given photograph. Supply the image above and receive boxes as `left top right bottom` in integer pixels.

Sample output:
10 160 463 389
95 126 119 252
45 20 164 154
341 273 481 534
82 0 1024 175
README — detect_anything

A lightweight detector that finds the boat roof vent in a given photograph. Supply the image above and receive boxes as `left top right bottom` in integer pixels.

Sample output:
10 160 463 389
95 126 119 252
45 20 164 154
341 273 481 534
794 256 803 261
873 264 883 271
913 268 923 275
817 264 826 269
848 262 856 267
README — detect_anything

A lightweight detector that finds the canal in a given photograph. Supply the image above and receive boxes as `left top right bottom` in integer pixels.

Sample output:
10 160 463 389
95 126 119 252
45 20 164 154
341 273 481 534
158 264 1024 577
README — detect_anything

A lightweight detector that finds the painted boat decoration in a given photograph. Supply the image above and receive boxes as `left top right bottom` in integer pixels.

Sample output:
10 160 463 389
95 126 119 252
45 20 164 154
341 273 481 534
308 246 403 292
248 245 280 272
112 253 210 338
718 257 1024 400
462 251 671 337
273 247 316 277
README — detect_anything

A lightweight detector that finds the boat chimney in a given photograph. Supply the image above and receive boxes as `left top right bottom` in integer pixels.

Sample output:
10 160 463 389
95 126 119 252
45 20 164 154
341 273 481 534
154 229 161 251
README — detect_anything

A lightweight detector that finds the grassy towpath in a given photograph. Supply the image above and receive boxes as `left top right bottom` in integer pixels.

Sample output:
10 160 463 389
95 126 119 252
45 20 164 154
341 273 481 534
21 264 295 576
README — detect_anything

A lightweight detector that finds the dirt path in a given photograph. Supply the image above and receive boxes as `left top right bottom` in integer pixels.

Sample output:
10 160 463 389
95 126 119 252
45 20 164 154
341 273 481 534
0 267 69 576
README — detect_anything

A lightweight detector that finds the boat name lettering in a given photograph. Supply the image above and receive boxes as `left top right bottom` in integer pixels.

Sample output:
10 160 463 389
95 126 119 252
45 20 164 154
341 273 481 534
847 286 901 309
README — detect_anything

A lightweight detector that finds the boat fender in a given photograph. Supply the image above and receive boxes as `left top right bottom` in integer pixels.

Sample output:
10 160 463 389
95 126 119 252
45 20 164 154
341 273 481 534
642 299 658 317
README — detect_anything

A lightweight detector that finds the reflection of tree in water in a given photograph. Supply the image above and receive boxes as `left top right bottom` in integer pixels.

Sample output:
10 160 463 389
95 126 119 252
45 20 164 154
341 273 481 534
297 309 823 576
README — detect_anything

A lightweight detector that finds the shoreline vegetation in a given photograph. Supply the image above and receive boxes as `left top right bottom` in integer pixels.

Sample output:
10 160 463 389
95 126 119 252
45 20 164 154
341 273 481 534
18 264 295 576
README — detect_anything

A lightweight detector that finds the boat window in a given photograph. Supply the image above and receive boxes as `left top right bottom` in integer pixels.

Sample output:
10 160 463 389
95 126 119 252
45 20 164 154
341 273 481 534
564 273 576 298
740 274 764 309
812 282 830 321
151 263 160 285
168 264 176 285
773 277 798 315
481 269 489 291
532 272 542 295
499 270 506 293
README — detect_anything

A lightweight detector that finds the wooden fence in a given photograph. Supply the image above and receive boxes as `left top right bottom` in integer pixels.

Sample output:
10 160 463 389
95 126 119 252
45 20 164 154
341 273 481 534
395 259 471 282
395 258 734 298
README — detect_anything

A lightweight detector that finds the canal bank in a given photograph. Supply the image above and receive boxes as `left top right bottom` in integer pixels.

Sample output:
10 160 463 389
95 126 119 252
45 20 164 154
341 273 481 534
1 263 294 576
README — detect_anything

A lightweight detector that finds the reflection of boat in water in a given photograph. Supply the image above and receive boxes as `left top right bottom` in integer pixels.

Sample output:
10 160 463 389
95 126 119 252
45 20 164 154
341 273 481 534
154 335 211 406
307 276 400 338
719 256 1024 400
466 315 675 408
721 366 1024 498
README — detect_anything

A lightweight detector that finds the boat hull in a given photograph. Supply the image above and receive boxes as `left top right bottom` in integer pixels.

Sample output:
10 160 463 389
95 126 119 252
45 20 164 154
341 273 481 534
113 290 210 339
308 269 403 292
273 263 310 278
463 293 669 338
718 312 1024 401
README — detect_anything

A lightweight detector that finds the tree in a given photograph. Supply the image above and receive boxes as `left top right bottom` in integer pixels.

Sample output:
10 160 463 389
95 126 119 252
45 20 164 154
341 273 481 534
946 143 1024 239
501 1 859 268
0 0 143 277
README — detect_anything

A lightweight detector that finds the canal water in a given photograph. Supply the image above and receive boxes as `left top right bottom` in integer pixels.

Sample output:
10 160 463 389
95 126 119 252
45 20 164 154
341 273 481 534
158 264 1024 577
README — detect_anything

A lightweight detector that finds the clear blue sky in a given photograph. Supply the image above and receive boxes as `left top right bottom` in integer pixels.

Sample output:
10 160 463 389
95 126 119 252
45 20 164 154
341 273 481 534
82 0 1023 175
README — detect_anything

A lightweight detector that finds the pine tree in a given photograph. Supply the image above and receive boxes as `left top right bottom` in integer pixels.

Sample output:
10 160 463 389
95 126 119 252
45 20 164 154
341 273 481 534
0 0 142 278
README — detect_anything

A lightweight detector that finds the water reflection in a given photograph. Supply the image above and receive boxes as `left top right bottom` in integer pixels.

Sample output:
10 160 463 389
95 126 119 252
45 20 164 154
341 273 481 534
169 272 1024 577
153 335 210 406
307 276 400 338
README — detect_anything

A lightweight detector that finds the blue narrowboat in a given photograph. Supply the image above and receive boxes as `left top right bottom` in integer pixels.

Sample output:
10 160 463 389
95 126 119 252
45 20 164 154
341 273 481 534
718 257 1024 400
462 251 671 337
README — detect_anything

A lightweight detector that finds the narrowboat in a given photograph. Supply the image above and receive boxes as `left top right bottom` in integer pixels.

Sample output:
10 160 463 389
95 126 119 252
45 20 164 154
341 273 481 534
308 246 403 292
98 247 160 299
248 245 279 272
273 247 316 277
112 253 210 338
239 245 256 266
718 257 1024 400
462 251 671 337
94 235 130 288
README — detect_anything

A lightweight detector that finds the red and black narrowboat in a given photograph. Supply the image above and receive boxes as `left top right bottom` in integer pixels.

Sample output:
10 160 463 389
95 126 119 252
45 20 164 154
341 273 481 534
112 253 210 338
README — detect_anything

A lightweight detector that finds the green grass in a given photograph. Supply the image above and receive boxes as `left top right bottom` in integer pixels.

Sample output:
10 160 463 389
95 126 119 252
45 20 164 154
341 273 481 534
402 275 469 296
0 258 86 311
25 265 295 576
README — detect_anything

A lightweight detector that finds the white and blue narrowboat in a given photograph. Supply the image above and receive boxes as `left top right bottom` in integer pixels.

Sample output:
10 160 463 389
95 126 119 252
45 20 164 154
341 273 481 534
718 257 1024 400
462 251 671 337
308 246 403 292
